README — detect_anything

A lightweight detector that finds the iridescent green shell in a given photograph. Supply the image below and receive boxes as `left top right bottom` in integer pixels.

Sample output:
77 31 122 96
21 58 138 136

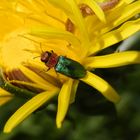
55 56 86 79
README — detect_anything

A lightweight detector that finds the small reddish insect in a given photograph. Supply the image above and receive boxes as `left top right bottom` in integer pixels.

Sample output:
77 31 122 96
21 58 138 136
65 0 119 32
41 51 59 70
40 51 86 79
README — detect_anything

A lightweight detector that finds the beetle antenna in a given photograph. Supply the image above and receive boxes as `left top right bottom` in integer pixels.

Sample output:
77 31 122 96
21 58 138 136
38 68 50 73
50 50 54 53
18 34 40 45
33 56 40 59
39 43 44 53
19 34 45 54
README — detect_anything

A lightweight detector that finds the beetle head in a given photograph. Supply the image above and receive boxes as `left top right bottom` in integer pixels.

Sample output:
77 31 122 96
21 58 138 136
41 51 52 63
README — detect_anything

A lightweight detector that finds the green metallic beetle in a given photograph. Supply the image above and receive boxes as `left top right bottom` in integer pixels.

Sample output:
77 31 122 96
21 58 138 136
40 51 86 79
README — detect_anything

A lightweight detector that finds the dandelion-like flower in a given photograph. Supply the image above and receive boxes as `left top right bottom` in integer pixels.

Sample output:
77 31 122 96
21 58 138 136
0 0 140 133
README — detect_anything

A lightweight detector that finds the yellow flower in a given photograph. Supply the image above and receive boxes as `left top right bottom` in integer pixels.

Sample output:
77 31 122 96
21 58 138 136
0 0 140 133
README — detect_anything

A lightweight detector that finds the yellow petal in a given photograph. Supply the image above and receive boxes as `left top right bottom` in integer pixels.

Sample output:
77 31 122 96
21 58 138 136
66 0 91 56
106 0 136 13
81 71 120 103
0 29 35 70
83 0 106 23
47 0 75 29
112 1 140 29
19 0 65 15
4 90 58 133
89 1 140 40
101 1 140 34
48 0 91 57
30 27 81 47
47 0 71 14
0 12 23 41
69 80 79 104
0 88 13 106
47 0 75 26
9 80 50 91
109 0 135 11
19 65 57 90
123 0 134 4
85 51 140 68
89 18 140 54
67 0 87 37
56 79 73 128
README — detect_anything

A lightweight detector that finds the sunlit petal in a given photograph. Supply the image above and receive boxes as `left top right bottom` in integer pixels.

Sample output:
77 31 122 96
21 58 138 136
89 18 140 54
0 12 24 41
81 71 120 103
0 0 139 132
111 1 140 29
66 0 91 56
4 90 59 133
19 65 57 90
9 80 49 91
83 0 106 22
47 0 71 14
122 0 135 4
100 1 140 34
85 51 140 68
30 27 81 47
56 79 73 128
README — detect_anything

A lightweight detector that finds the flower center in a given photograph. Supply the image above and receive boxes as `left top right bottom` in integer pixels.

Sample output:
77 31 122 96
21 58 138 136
1 29 35 71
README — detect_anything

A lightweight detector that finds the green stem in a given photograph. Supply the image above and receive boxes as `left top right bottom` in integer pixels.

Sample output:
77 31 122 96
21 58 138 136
0 75 35 99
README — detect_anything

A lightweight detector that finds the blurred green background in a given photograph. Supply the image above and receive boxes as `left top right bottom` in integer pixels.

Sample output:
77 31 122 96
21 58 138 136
0 32 140 140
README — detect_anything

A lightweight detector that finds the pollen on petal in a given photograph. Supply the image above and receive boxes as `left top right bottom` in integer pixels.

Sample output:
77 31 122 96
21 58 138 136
83 0 106 23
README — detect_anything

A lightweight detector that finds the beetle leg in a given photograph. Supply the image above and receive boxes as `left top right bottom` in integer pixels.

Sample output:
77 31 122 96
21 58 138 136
33 55 40 59
38 68 49 73
50 50 54 54
47 67 50 71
